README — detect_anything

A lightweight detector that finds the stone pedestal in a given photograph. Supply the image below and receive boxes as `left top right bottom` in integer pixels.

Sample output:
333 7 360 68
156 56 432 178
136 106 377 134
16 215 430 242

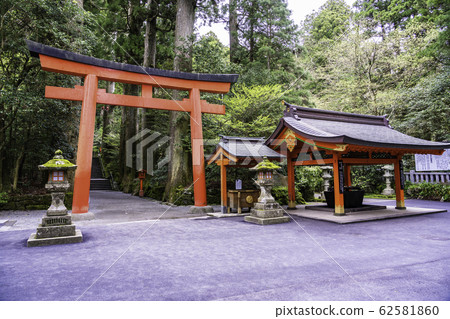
245 202 291 225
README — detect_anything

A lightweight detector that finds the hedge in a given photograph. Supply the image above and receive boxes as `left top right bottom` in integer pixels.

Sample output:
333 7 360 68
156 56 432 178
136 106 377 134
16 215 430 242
0 192 73 211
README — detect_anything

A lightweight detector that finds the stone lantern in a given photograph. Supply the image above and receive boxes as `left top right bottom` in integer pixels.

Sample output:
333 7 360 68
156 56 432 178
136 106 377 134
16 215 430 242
244 157 290 225
381 164 395 196
321 166 333 192
27 150 83 247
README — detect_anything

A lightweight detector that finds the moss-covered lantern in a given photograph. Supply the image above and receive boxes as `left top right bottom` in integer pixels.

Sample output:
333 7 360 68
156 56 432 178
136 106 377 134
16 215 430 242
244 156 290 225
38 150 76 215
28 150 82 247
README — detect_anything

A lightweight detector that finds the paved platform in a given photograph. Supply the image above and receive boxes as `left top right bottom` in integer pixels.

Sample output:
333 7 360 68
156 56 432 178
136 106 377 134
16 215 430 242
0 191 449 301
291 205 447 224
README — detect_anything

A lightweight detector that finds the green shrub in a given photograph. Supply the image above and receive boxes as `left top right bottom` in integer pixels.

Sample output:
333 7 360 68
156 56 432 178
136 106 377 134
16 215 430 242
272 186 306 205
352 165 385 194
295 166 323 201
0 192 8 204
0 192 73 210
405 182 450 201
170 186 194 206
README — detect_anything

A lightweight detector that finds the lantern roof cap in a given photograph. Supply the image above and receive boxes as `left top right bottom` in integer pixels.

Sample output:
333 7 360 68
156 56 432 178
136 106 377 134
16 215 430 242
250 156 281 171
38 150 77 171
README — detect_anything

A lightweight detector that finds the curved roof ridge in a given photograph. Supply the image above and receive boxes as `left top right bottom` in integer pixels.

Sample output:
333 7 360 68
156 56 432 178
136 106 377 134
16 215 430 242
219 135 265 141
283 101 388 126
26 40 239 83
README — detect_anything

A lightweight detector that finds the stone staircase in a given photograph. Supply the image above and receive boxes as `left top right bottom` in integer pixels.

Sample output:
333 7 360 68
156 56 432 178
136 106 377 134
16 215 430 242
90 157 112 190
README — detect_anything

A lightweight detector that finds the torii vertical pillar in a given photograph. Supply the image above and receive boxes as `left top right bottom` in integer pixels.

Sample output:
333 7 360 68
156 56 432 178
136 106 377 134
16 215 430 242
189 88 208 209
72 74 98 215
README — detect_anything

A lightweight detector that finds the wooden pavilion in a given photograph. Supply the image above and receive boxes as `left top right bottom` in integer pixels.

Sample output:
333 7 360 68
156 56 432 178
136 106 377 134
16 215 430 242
265 102 450 215
207 136 285 213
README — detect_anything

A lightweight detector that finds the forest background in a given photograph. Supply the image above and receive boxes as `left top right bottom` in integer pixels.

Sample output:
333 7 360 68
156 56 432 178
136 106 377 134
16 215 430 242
0 0 449 205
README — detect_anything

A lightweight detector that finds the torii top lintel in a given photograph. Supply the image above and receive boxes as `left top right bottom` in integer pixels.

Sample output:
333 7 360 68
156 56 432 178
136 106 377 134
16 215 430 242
26 40 239 94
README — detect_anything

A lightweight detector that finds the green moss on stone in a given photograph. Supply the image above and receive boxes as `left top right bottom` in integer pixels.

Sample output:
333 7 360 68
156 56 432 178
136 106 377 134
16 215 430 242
251 157 280 171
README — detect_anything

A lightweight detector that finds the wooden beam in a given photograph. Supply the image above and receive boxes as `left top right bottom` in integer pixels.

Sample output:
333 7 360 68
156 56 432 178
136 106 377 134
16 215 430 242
40 55 232 93
341 158 396 165
294 158 334 166
45 85 226 114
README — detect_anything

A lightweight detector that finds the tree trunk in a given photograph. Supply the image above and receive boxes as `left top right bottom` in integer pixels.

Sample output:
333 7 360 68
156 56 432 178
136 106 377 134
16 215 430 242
144 0 157 68
164 0 196 203
119 85 138 191
101 81 115 149
249 1 256 62
229 0 239 63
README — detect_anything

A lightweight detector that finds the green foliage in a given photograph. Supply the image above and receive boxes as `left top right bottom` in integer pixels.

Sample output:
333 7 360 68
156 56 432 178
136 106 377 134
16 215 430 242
210 84 288 137
0 0 96 192
301 0 352 43
0 192 9 204
0 192 73 210
272 186 306 205
170 186 194 206
393 67 450 141
352 166 385 194
406 182 450 201
295 167 323 201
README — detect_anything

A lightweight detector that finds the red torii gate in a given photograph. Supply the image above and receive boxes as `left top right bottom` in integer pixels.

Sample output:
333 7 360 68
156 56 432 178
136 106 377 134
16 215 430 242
27 40 238 215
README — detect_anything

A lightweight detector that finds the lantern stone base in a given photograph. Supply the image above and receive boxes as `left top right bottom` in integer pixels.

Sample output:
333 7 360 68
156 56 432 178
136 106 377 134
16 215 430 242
27 229 83 247
27 213 83 247
244 202 291 225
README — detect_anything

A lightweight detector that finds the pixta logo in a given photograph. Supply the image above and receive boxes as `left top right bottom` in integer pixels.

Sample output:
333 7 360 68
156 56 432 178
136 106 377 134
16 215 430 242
126 129 170 175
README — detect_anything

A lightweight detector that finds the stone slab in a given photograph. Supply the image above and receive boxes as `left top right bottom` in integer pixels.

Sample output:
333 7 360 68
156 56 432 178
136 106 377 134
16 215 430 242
290 206 447 224
207 212 251 218
305 204 387 213
36 225 76 239
27 229 83 247
188 206 214 214
244 215 291 225
251 209 284 218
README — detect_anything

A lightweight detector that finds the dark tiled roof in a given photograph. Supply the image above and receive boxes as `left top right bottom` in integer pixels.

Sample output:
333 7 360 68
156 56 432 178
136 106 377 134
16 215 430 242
267 102 450 150
26 40 239 83
212 135 285 161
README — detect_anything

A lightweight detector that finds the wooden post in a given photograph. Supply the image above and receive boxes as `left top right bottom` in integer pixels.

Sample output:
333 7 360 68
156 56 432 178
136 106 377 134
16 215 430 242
332 152 345 215
287 154 296 209
394 157 406 210
72 74 98 214
190 88 207 206
220 154 227 214
344 164 352 187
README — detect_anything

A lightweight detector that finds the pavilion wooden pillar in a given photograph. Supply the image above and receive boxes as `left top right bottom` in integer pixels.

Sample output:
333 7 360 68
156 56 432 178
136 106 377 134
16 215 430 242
332 152 345 215
394 156 406 210
287 153 296 209
344 165 352 187
219 154 228 213
190 88 207 206
72 74 98 214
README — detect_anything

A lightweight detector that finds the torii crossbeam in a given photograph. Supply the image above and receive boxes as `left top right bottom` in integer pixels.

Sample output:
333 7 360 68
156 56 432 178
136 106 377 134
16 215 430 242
27 40 238 215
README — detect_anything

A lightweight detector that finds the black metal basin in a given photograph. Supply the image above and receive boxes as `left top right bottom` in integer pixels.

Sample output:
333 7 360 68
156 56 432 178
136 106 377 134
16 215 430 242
324 187 365 208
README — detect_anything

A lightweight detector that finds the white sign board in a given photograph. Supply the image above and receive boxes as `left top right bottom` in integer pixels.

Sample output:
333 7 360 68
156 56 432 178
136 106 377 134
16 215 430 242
415 149 450 171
